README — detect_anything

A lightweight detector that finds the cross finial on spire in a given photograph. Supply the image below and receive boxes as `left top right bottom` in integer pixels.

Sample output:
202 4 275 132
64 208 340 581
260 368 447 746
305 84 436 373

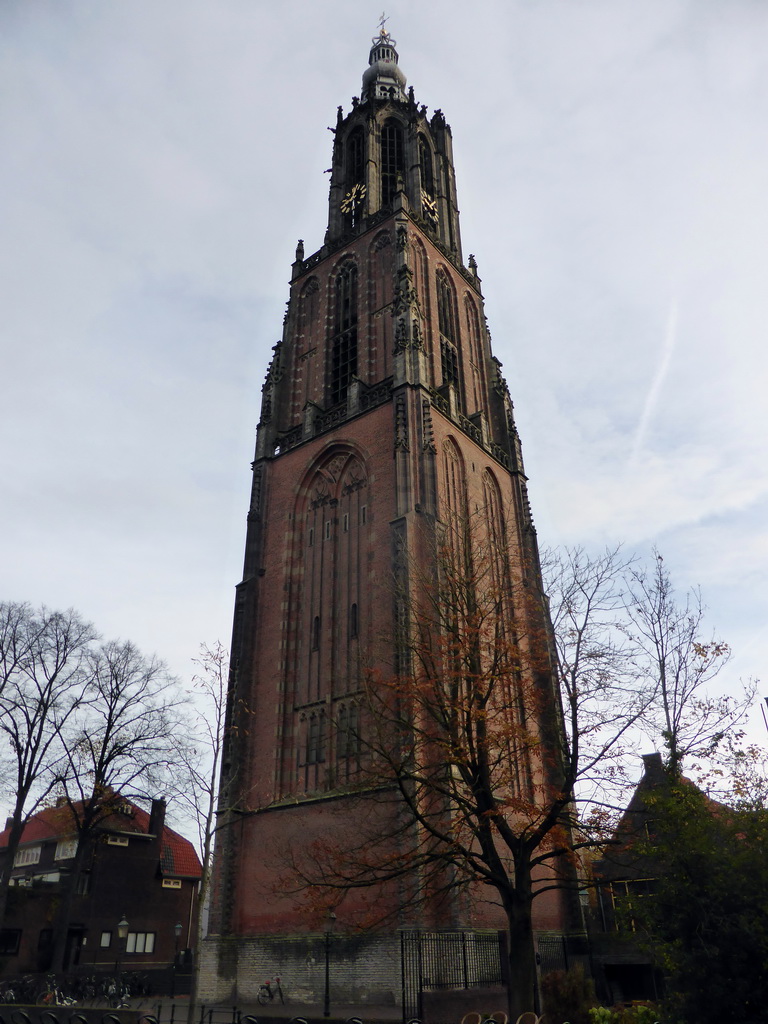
377 11 389 36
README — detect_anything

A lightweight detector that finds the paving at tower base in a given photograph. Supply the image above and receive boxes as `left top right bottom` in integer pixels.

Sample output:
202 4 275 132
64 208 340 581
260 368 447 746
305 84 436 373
201 23 585 1021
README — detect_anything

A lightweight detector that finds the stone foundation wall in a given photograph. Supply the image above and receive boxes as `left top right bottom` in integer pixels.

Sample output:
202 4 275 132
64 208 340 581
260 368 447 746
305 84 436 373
199 932 401 1007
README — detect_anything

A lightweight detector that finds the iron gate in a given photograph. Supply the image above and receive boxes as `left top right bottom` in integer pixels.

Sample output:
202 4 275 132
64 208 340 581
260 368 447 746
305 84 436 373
400 930 504 1020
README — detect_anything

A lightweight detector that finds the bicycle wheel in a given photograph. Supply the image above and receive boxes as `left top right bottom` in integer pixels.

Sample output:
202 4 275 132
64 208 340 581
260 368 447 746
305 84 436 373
256 989 270 1006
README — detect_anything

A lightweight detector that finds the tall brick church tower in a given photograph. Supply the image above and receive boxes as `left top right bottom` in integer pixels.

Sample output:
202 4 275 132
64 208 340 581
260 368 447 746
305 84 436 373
204 26 577 1010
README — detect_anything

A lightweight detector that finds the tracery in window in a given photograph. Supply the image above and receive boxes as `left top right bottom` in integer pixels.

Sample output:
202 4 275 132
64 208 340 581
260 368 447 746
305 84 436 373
347 127 365 187
381 120 404 207
419 135 434 196
337 703 360 758
292 277 320 420
441 339 459 390
411 237 433 382
437 270 456 340
331 261 358 405
482 468 507 594
437 270 461 397
306 712 325 765
464 295 485 413
441 437 468 564
285 448 372 796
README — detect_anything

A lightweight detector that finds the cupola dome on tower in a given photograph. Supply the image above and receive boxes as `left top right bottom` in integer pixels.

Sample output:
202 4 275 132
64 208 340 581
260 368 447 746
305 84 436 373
361 28 407 102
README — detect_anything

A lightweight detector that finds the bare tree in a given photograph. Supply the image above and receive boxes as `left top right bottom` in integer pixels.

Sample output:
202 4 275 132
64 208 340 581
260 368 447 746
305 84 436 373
47 638 188 971
544 546 652 815
282 518 652 1019
165 642 234 1024
0 602 97 926
626 551 755 776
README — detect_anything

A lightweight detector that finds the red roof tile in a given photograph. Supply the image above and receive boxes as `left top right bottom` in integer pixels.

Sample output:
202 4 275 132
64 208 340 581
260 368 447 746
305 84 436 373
0 798 201 879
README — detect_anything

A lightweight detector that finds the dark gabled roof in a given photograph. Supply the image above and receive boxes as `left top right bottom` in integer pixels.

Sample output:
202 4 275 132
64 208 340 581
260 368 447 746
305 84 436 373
0 798 202 880
595 752 729 879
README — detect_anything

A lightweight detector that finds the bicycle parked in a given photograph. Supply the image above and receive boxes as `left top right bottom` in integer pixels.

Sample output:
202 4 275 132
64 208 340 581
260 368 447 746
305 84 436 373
256 975 285 1005
36 975 77 1007
102 977 130 1009
2 976 36 1004
0 981 17 1004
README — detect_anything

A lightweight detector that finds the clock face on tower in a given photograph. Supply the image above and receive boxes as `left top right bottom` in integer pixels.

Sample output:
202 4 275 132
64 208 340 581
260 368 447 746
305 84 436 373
421 189 438 227
340 182 366 213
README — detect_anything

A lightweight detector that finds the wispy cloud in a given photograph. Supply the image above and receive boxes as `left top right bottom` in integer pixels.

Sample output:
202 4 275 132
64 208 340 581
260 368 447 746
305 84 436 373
630 297 678 465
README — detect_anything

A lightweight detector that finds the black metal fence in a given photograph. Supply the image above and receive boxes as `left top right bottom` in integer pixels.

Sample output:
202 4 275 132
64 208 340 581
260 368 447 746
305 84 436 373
537 934 591 976
400 930 504 1019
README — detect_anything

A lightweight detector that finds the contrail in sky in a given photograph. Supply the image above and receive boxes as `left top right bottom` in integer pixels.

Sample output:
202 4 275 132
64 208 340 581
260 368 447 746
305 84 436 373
630 298 678 465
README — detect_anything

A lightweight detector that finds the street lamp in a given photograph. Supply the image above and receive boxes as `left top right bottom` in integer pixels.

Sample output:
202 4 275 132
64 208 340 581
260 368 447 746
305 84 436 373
322 910 336 1018
170 922 183 999
116 915 129 996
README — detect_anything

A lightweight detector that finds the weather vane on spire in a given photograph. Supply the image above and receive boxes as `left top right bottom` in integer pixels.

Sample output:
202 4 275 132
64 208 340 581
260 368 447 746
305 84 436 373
377 11 390 37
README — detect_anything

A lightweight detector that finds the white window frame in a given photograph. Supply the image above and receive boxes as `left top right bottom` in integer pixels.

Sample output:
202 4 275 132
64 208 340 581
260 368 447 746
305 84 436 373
126 931 155 954
54 838 78 861
13 846 41 867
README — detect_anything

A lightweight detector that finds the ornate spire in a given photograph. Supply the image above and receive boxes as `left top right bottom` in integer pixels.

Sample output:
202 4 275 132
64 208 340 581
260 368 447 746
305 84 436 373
361 18 407 103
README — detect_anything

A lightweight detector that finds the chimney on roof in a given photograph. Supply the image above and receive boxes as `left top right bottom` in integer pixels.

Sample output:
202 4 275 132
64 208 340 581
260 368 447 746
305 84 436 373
642 752 665 784
5 817 14 831
148 798 166 838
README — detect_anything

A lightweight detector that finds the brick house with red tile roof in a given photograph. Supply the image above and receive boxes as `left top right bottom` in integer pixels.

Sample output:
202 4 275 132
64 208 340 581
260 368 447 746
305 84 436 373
0 797 201 979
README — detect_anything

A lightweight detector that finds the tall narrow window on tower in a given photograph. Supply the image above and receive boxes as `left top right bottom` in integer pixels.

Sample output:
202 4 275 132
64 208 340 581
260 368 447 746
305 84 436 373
381 120 404 206
437 270 461 403
419 135 433 196
347 128 365 188
331 261 358 404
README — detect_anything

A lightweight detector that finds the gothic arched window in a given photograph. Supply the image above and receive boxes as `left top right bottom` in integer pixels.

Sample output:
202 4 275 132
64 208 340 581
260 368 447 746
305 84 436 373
349 602 358 638
306 712 325 765
331 261 358 405
381 120 404 207
347 127 365 187
441 437 469 566
437 271 460 398
464 294 485 413
482 468 508 596
419 135 434 196
292 277 319 420
437 271 456 340
337 703 360 758
285 448 372 795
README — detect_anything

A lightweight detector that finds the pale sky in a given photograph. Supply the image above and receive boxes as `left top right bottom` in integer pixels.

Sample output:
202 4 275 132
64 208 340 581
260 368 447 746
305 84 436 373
2 0 767 790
